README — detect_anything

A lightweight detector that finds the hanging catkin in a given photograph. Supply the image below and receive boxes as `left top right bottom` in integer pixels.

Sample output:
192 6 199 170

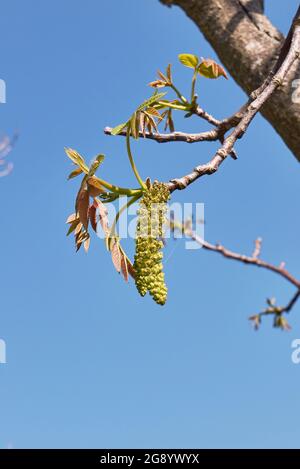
134 182 170 305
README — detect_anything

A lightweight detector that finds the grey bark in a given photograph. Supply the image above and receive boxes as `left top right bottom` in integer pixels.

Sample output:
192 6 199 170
160 0 300 161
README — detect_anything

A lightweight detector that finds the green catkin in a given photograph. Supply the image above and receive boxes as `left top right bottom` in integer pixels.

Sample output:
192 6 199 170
134 182 170 305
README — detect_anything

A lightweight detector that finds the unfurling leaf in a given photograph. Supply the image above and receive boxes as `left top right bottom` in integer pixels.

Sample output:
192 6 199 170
198 59 228 79
75 186 89 230
68 167 83 180
66 218 80 236
120 251 129 282
87 176 105 197
126 257 136 280
75 221 83 235
164 109 175 132
66 213 78 224
149 80 167 88
88 203 98 233
130 112 140 139
88 154 105 177
94 198 109 236
111 238 121 273
146 107 162 120
83 235 91 253
136 92 167 112
110 122 128 136
65 147 89 173
178 53 199 69
149 65 172 89
166 63 172 82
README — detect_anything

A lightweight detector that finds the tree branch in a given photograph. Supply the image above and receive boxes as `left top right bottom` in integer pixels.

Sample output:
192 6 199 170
160 0 300 161
167 17 300 191
176 223 300 289
104 126 220 143
172 219 300 328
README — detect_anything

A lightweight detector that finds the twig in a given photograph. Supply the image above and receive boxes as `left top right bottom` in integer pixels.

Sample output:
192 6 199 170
252 237 262 259
178 224 300 289
104 126 219 143
172 220 300 327
167 14 300 191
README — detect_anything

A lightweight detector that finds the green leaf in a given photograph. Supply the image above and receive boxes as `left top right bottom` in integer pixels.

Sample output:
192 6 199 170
178 53 199 69
88 154 105 176
65 147 89 174
110 122 128 135
136 92 166 111
130 112 139 139
198 59 228 79
68 167 83 180
110 93 166 138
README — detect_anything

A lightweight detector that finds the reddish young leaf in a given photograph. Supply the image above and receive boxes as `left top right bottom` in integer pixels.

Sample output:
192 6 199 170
149 80 166 88
67 218 80 236
66 213 78 224
75 187 89 230
83 235 91 253
198 59 228 79
120 252 129 282
126 256 136 280
89 203 98 233
87 176 105 197
95 199 109 235
74 222 83 235
111 239 121 273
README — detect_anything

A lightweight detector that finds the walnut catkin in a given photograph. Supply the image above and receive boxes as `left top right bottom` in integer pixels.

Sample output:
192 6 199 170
134 182 170 305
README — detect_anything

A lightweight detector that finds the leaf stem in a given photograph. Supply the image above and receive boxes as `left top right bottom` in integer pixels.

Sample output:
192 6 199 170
126 128 147 190
157 100 188 111
109 193 142 238
93 176 142 196
191 69 198 102
170 84 188 104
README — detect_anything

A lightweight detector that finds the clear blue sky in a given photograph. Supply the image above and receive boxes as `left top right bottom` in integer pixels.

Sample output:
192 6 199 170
0 0 299 449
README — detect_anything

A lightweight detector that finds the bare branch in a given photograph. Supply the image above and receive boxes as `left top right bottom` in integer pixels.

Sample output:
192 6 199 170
176 223 300 290
104 126 219 144
171 220 300 328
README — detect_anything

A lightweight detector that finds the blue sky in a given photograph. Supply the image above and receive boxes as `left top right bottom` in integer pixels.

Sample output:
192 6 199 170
0 0 299 449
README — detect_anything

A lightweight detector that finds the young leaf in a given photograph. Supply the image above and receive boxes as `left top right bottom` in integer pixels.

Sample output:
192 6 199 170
88 203 98 233
65 148 89 173
95 198 109 236
198 59 228 79
178 53 199 69
75 221 83 235
146 107 162 119
66 213 78 224
149 80 167 88
110 122 128 136
139 112 146 137
126 257 136 280
166 63 172 82
68 167 83 180
75 187 89 230
130 112 139 139
88 154 105 176
120 251 129 282
83 235 91 253
111 239 121 273
136 92 166 112
66 218 80 236
87 176 105 197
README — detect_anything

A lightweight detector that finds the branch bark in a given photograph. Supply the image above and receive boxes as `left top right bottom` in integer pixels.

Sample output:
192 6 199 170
171 219 300 328
160 0 300 162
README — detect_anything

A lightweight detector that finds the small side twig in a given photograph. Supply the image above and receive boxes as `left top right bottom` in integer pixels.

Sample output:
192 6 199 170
171 219 300 329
